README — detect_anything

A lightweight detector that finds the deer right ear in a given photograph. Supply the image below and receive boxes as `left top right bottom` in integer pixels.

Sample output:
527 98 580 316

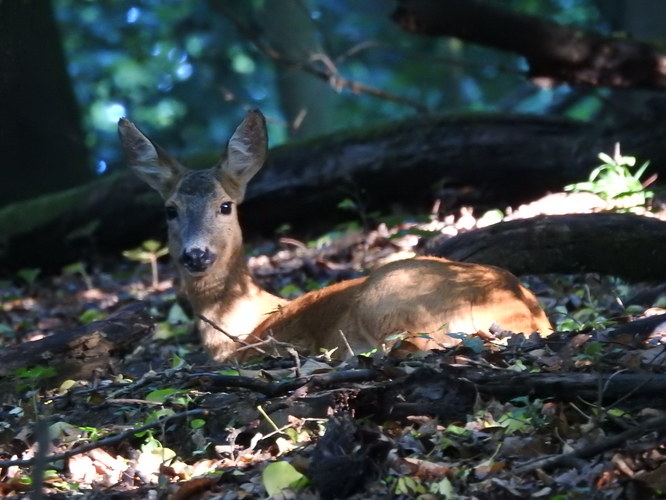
219 109 268 201
118 118 183 198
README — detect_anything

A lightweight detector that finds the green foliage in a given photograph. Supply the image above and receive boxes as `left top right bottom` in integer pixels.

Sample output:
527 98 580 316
17 268 40 288
123 240 169 288
337 198 357 211
496 397 549 434
145 388 191 406
78 308 107 324
278 283 305 298
12 365 58 391
53 0 603 177
394 475 427 496
154 303 191 340
190 418 206 430
62 261 93 290
262 461 308 496
565 145 653 208
13 365 57 382
553 304 610 331
140 433 177 465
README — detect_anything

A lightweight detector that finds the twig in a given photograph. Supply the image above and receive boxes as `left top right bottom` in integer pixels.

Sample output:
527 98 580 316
219 6 428 112
198 314 300 359
30 419 49 500
0 409 208 469
192 368 379 398
197 314 248 345
513 414 666 474
337 329 355 358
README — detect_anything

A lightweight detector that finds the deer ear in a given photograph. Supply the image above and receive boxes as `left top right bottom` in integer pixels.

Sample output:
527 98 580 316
118 118 184 198
219 109 267 201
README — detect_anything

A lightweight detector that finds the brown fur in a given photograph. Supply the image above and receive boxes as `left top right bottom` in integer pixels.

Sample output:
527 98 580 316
247 256 551 358
119 110 552 362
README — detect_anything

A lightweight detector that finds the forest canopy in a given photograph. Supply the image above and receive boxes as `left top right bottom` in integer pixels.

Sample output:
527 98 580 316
50 0 642 178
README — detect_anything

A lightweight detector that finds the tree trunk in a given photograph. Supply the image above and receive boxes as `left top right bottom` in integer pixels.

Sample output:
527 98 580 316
1 113 664 273
0 0 91 206
392 0 666 90
257 0 339 140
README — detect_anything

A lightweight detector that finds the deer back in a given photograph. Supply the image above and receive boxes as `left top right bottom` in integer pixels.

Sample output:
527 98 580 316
250 257 551 357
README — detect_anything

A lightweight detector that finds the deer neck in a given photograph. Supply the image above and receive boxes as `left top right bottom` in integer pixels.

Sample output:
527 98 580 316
181 249 287 347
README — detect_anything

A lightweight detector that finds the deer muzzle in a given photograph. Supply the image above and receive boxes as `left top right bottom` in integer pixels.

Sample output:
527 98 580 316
180 247 218 274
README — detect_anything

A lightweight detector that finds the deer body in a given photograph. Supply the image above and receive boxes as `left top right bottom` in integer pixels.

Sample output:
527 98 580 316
119 110 551 361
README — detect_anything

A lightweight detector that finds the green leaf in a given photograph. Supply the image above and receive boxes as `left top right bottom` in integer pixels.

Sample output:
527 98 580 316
166 303 190 324
190 418 206 429
123 248 152 263
262 461 308 496
142 240 163 252
337 198 357 211
13 365 57 380
78 309 106 324
145 388 183 403
17 268 40 286
597 152 614 165
62 262 86 275
279 283 304 298
430 477 455 497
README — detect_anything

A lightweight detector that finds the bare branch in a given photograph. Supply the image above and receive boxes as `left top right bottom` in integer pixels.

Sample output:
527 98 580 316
219 5 428 112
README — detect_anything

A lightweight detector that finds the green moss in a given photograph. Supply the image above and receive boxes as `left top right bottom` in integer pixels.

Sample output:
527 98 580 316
0 173 123 242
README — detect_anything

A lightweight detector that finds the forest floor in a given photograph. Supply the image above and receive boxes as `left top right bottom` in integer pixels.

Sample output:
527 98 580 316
2 191 666 499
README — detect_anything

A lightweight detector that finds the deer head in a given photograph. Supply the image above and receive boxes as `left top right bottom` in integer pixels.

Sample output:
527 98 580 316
118 110 267 286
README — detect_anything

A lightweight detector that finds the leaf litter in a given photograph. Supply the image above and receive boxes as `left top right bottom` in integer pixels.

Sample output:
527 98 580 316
1 192 666 498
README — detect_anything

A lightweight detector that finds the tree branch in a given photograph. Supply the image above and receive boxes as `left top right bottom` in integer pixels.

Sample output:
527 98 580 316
218 5 428 112
392 0 666 89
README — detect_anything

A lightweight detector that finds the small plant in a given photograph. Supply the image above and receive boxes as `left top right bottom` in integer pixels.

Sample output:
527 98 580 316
62 262 93 290
565 143 654 209
123 240 169 288
17 268 41 290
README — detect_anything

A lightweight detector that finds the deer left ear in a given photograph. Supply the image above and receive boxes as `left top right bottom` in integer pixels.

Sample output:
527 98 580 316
219 109 267 202
118 118 185 198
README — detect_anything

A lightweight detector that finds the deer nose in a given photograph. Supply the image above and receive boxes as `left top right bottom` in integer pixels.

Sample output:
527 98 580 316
180 247 217 273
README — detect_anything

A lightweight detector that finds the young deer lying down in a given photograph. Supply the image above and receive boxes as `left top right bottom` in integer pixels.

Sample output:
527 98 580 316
118 110 551 361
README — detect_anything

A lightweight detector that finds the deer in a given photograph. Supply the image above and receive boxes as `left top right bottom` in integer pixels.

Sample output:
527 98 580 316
118 110 552 361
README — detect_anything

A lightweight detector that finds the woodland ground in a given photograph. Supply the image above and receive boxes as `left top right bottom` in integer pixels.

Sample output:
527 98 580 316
1 192 666 499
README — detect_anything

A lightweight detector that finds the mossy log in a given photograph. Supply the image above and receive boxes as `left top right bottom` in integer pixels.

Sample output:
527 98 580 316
427 213 666 282
1 113 666 273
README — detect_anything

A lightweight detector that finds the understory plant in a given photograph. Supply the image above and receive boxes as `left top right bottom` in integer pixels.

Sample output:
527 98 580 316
565 143 653 209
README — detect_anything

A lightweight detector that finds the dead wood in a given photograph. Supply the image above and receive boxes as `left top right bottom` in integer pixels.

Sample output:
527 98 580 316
3 113 666 273
193 368 379 398
457 366 666 405
513 414 666 474
427 213 666 282
392 0 666 89
0 302 153 387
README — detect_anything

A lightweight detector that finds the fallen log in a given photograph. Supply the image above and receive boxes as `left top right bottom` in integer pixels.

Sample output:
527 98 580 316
427 213 666 282
0 303 153 389
2 112 666 273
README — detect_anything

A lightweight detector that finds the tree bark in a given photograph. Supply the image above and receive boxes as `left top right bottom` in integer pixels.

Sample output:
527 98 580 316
1 113 665 273
256 0 339 140
392 0 666 90
427 213 666 282
0 0 91 205
0 303 153 389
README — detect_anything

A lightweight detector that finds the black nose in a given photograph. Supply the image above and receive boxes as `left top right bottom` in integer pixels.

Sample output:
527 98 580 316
180 247 217 273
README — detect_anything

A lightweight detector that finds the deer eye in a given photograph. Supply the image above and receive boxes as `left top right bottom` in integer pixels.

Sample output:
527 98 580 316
220 202 233 215
165 205 178 220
